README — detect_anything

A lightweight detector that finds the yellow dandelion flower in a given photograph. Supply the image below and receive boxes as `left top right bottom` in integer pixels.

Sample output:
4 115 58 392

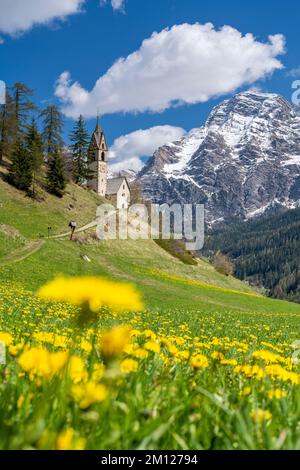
0 332 13 346
240 387 251 397
120 358 139 374
143 330 156 340
252 350 288 365
144 341 160 354
68 356 88 384
8 343 23 357
38 276 143 313
168 345 179 356
234 365 264 380
72 382 108 409
80 339 92 353
100 325 132 359
220 359 238 366
18 348 68 379
268 389 288 400
131 347 149 359
250 409 272 424
92 363 105 382
56 428 86 450
265 365 299 384
177 350 190 360
211 351 225 361
189 354 209 369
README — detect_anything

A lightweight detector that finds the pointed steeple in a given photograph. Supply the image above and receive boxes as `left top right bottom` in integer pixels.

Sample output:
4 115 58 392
95 111 101 135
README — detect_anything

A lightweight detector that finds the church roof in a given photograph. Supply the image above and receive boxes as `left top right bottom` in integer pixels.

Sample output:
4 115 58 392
91 116 105 150
106 177 129 195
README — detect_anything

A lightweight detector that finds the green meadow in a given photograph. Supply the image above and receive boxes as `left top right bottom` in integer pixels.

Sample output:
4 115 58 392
1 181 300 450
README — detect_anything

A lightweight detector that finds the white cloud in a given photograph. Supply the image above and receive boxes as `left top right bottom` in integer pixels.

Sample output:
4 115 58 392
108 125 186 173
287 66 300 78
100 0 125 12
111 0 125 11
0 0 84 36
55 23 285 118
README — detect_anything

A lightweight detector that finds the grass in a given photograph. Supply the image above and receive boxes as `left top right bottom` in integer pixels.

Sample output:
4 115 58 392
1 238 298 315
1 177 300 449
0 178 103 238
154 239 198 265
1 282 300 450
0 230 25 259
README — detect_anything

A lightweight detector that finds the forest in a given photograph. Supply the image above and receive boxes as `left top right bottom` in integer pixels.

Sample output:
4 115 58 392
205 208 300 303
0 82 92 198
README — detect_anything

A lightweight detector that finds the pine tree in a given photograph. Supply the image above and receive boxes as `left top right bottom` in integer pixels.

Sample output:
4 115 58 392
46 149 66 198
40 105 64 160
25 119 43 197
70 115 90 184
8 138 33 191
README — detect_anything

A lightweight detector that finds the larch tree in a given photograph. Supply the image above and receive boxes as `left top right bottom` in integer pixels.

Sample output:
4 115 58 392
0 91 17 164
40 105 64 161
11 82 35 137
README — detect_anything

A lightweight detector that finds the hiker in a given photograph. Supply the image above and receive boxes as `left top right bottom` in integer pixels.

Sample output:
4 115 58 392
69 221 77 240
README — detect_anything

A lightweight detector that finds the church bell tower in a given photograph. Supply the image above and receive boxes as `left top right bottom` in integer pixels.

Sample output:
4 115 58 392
87 115 108 197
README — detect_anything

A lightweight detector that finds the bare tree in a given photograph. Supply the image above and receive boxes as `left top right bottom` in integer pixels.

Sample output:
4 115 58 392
213 251 235 276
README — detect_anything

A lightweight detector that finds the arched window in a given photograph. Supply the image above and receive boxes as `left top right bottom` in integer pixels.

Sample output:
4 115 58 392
101 152 105 162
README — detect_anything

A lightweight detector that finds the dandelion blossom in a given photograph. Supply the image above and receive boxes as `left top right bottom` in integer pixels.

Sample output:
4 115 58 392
100 325 132 359
37 276 143 313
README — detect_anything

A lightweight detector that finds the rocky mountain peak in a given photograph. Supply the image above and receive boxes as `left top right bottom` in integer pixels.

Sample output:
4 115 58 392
138 91 300 223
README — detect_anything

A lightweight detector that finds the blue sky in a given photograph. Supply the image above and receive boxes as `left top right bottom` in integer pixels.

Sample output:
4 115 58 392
0 0 300 171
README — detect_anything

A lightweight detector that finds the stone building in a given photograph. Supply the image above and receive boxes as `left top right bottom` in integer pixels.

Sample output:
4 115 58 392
87 118 131 209
87 117 108 197
106 177 131 209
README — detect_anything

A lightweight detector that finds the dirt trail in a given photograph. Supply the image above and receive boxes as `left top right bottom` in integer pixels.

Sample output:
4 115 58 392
51 220 98 239
1 240 45 265
1 217 99 266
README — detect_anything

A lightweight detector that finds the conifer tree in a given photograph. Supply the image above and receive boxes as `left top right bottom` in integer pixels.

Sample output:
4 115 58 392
46 149 66 198
41 105 66 197
0 91 16 163
8 138 33 191
70 115 90 184
11 82 35 137
25 119 43 197
40 105 64 160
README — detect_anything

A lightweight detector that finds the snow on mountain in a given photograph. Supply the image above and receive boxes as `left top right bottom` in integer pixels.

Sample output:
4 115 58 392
109 169 137 183
138 91 300 222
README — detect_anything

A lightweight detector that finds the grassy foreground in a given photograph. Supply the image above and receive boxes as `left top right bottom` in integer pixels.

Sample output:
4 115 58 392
1 180 300 449
1 281 300 450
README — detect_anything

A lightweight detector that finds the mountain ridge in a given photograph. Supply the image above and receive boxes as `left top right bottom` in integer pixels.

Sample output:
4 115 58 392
138 91 300 222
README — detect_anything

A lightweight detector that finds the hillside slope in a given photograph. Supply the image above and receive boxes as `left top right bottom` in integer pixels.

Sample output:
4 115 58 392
1 178 300 315
0 178 103 238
